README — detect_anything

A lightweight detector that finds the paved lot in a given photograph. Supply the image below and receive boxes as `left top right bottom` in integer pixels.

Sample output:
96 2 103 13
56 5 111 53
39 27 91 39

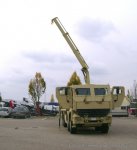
0 116 137 150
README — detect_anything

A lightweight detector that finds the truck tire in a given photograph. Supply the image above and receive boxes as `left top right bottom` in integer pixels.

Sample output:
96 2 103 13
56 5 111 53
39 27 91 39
67 120 70 131
95 124 109 133
63 121 67 127
101 124 109 133
69 120 77 134
62 116 67 127
95 126 101 132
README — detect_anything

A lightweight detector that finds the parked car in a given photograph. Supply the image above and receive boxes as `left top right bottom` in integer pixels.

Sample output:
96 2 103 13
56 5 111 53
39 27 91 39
11 106 31 118
128 102 137 115
111 107 129 117
0 107 13 117
42 105 58 116
29 108 39 116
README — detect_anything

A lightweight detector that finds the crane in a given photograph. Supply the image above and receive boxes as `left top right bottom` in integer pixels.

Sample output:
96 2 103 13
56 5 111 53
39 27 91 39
52 17 90 84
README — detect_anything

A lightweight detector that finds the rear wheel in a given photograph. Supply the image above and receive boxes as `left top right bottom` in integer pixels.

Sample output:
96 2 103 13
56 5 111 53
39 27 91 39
28 114 31 118
69 120 77 134
67 120 70 131
12 116 15 119
62 115 67 127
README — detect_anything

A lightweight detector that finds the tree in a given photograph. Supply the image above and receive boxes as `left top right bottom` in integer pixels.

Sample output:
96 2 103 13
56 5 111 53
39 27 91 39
28 72 46 114
50 94 55 103
67 71 82 86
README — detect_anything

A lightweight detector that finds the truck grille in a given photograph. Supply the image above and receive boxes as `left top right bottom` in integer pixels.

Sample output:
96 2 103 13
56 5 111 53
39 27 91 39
77 109 110 117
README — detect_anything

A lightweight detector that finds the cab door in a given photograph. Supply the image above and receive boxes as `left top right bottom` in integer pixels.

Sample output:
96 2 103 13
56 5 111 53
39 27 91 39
112 86 125 108
56 87 72 109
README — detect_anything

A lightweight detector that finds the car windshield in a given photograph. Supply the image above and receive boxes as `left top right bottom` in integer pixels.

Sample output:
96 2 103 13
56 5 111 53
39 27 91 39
130 103 137 108
0 108 8 111
14 107 27 112
132 99 137 103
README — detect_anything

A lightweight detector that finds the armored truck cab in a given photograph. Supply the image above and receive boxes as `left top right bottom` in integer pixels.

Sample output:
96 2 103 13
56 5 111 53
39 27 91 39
56 84 125 133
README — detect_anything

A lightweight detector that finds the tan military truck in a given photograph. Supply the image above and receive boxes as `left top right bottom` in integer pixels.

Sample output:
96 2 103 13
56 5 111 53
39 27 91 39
52 17 125 134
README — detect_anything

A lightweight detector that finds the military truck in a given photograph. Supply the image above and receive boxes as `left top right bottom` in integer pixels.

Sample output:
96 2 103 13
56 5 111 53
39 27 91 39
52 17 125 134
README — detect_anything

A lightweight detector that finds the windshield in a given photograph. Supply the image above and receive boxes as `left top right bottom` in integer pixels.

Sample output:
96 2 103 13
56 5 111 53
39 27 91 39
94 88 108 95
75 88 90 95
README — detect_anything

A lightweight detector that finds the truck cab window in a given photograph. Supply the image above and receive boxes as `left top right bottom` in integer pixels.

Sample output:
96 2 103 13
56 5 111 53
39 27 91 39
94 88 108 95
59 88 66 95
113 88 122 95
59 87 69 95
75 88 90 95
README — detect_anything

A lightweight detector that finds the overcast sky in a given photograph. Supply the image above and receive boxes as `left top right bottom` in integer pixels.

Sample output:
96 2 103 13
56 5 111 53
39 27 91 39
0 0 137 102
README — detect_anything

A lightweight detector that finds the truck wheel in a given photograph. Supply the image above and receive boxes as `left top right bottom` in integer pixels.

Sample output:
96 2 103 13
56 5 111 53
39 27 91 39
101 124 109 133
69 121 77 134
62 118 67 127
63 121 67 127
67 121 70 131
95 127 101 132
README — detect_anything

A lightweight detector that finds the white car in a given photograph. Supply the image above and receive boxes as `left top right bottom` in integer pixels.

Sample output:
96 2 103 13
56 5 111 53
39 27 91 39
0 107 13 117
111 107 129 117
42 105 58 116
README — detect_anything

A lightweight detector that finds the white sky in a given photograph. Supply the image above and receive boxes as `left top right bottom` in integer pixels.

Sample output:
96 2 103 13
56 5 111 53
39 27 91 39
0 0 137 101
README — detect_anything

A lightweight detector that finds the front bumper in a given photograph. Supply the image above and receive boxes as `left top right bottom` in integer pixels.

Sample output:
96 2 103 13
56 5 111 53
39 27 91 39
72 115 112 127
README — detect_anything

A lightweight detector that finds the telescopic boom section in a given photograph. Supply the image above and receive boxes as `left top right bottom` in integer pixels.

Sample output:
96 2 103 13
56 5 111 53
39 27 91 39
52 17 90 84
